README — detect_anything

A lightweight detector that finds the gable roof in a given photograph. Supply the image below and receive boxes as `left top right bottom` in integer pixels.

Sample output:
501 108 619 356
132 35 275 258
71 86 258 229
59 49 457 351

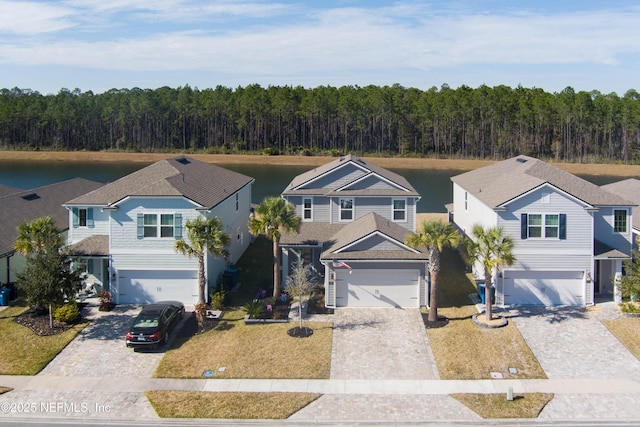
66 156 254 210
0 184 19 198
0 178 104 257
451 155 634 209
601 178 640 232
321 213 427 261
282 154 419 197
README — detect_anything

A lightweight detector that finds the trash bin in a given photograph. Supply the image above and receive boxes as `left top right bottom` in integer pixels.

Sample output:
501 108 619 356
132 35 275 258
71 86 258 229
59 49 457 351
0 288 10 306
477 282 495 304
224 268 238 285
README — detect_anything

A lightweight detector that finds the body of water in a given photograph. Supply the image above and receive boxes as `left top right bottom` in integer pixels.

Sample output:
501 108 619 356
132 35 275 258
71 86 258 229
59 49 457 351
0 159 627 213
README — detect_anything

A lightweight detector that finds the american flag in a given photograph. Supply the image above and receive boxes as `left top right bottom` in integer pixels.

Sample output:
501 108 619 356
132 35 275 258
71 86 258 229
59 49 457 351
332 260 352 273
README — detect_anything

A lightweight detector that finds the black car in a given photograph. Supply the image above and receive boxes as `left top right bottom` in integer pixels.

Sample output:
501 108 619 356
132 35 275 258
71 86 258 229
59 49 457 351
125 301 185 349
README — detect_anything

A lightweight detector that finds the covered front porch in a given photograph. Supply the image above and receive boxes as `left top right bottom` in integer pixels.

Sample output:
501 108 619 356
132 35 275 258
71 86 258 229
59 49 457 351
594 240 630 303
69 235 112 298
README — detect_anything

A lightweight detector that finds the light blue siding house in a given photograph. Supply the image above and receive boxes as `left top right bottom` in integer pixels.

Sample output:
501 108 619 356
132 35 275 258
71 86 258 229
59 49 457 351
280 155 428 308
64 156 254 305
451 155 636 306
601 178 640 252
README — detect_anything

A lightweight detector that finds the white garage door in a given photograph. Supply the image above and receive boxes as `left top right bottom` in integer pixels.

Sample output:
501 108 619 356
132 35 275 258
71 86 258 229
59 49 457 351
118 270 198 304
503 270 584 306
335 269 420 308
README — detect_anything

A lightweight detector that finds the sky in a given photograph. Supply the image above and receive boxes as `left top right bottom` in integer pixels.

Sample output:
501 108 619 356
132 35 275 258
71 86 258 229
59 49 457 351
0 0 639 95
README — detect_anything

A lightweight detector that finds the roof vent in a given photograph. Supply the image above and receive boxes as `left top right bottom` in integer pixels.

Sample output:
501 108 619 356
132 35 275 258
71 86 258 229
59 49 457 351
516 158 528 163
21 193 40 201
176 156 190 165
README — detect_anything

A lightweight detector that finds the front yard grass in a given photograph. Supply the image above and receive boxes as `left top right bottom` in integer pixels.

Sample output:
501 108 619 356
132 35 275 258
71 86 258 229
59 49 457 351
426 249 547 380
452 393 554 419
0 306 86 375
146 391 321 419
602 317 640 359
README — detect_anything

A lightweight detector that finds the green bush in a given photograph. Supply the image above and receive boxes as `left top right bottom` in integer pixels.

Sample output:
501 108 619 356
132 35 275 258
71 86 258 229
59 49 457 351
209 290 226 310
620 302 640 314
54 300 81 323
243 301 264 318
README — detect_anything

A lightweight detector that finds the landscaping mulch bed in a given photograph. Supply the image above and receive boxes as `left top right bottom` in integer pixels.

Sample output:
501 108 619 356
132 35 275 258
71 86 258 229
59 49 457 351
13 307 80 336
307 286 334 315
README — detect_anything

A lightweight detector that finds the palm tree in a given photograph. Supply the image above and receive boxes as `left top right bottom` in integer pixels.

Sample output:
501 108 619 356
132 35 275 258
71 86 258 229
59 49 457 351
14 216 62 255
249 197 300 298
175 216 231 305
406 219 461 323
463 224 515 321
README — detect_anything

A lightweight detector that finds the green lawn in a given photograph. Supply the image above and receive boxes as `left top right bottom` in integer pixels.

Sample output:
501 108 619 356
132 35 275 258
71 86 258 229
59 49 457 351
0 306 86 375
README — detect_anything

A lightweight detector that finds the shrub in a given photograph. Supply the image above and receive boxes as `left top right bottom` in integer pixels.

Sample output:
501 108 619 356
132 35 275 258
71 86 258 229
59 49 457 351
209 290 226 310
243 301 264 319
620 302 640 314
98 290 113 311
54 300 80 323
195 302 207 330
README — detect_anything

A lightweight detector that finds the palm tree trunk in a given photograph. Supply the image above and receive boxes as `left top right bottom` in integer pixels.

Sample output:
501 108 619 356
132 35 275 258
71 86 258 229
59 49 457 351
197 253 206 304
273 237 281 298
485 272 493 321
428 270 439 322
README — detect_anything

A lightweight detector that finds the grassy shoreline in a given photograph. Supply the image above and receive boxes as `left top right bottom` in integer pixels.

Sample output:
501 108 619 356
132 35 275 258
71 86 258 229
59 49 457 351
1 150 640 176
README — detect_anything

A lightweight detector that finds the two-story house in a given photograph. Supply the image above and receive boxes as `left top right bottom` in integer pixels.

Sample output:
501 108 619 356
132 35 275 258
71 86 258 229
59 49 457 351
601 178 640 251
64 156 254 305
451 155 636 306
280 154 429 308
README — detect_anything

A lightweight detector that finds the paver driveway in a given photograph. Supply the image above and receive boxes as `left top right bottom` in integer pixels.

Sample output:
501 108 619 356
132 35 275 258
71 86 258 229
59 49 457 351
510 305 640 379
39 304 168 378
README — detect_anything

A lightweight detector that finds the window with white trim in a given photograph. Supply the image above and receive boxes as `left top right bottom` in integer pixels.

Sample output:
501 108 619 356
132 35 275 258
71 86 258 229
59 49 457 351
143 214 174 238
527 214 559 238
303 198 312 221
392 199 406 221
78 208 87 227
614 209 627 233
339 198 353 221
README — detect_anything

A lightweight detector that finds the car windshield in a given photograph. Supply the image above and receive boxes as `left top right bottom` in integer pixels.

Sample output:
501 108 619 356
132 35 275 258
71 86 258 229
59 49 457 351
133 316 159 328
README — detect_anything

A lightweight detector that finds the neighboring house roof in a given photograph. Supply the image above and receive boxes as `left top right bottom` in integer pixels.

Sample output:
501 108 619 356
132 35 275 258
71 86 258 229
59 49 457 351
282 154 420 197
0 184 19 198
321 213 427 261
0 178 104 257
66 156 254 210
69 235 109 256
601 178 640 232
451 155 634 209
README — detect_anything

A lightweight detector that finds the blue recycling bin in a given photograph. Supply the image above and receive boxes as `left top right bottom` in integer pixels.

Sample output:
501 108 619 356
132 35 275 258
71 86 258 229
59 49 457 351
0 288 10 306
477 282 495 304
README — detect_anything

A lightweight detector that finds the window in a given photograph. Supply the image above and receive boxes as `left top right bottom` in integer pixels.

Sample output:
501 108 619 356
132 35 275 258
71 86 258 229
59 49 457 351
303 198 312 221
464 191 468 211
339 198 353 221
614 210 627 233
78 208 87 227
160 214 174 238
143 214 158 237
523 213 563 239
393 199 406 221
138 213 181 239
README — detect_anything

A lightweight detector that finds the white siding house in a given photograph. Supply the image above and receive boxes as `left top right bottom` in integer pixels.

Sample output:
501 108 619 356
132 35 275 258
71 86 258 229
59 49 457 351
451 155 635 306
65 156 254 305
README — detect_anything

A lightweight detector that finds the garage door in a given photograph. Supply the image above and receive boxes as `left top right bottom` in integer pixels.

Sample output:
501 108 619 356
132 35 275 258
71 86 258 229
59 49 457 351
503 270 584 306
118 270 198 304
335 269 419 308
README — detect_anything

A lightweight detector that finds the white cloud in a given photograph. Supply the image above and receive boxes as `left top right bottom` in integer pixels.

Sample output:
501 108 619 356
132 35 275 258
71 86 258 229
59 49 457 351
0 0 76 34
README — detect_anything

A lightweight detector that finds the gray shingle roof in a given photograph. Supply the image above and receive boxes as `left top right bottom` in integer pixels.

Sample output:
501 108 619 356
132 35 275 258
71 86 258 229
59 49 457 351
66 156 254 209
451 155 634 208
0 184 19 198
0 178 104 257
601 178 640 231
321 213 427 261
69 235 109 256
282 154 419 197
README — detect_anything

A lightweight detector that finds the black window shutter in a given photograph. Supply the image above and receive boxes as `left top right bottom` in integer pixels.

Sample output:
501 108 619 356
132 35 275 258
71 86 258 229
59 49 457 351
559 214 567 240
521 213 528 239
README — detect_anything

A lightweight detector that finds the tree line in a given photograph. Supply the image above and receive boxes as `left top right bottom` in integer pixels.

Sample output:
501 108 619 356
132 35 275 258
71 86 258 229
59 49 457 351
1 83 639 163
